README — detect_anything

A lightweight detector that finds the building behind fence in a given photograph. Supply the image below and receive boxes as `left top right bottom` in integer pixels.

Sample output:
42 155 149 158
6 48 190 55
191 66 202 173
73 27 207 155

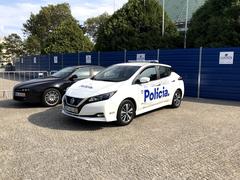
14 48 240 101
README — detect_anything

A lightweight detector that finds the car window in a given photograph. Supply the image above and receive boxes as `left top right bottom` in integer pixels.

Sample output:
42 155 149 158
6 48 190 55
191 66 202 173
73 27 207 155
139 67 157 81
92 67 104 76
158 66 171 79
51 67 76 78
92 65 140 82
72 68 90 79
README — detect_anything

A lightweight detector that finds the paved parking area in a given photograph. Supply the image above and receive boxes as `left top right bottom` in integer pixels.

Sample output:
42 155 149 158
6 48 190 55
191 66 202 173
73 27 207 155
0 98 240 179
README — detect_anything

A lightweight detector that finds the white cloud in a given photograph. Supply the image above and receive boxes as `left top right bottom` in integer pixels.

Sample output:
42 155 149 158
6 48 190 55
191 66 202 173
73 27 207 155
0 0 128 39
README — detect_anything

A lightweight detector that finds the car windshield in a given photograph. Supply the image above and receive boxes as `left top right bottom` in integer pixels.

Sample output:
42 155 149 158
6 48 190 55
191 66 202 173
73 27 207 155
92 65 140 82
51 67 76 78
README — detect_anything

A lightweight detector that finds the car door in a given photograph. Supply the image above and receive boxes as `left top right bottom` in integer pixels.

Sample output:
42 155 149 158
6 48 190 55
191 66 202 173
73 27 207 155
133 66 161 110
156 65 173 103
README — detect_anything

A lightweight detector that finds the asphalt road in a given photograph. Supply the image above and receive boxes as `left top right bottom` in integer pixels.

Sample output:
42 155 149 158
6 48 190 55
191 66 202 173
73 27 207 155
0 98 240 179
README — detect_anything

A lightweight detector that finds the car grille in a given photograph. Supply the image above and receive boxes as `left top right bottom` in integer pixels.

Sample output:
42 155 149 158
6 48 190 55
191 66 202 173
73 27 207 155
65 96 83 106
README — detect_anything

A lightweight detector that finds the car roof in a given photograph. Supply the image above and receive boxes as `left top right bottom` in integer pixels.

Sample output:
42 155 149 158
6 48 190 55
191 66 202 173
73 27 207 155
74 65 104 68
114 62 171 68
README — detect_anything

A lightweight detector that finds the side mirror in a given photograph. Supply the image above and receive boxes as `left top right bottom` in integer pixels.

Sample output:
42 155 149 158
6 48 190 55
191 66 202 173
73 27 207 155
140 77 150 84
69 74 78 81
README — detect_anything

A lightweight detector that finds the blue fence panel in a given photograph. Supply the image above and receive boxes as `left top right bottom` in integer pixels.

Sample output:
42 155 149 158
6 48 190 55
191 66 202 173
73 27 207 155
127 50 158 62
39 55 49 71
79 52 99 66
200 48 240 101
63 53 78 67
100 51 124 67
159 48 200 97
50 54 63 71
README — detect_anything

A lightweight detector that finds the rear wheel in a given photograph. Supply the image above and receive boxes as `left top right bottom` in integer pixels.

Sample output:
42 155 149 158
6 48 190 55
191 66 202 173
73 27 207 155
171 90 182 108
42 88 61 107
116 100 135 126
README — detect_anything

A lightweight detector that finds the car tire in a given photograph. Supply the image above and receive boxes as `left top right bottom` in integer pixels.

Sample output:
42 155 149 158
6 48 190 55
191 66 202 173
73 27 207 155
42 88 61 107
171 89 182 108
116 99 136 126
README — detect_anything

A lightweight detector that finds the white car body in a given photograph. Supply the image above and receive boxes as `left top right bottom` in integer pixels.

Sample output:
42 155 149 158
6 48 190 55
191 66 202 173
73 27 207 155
62 62 184 123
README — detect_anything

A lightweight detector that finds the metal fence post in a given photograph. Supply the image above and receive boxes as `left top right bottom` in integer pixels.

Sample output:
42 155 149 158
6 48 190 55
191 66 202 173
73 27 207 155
124 49 127 63
48 54 51 72
157 49 160 62
61 53 63 68
197 47 203 98
78 51 80 65
98 51 100 66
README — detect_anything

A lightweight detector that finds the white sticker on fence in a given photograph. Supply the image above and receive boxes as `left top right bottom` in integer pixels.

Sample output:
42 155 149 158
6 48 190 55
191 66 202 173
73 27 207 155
86 55 91 64
33 57 37 63
219 52 234 64
21 58 23 63
136 54 145 61
54 56 58 64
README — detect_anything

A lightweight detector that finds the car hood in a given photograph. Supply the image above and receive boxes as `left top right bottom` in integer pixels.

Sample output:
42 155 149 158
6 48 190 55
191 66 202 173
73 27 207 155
66 78 124 98
14 77 60 88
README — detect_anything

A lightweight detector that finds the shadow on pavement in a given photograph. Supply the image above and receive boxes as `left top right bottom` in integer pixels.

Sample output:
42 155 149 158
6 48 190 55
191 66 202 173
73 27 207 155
184 97 240 107
0 99 42 109
28 106 117 131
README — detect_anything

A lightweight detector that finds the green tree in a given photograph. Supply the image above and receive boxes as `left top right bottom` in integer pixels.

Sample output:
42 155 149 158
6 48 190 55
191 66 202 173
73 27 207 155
187 0 240 47
45 20 93 53
23 3 92 54
95 0 179 51
84 12 110 43
0 43 3 60
24 35 41 55
3 33 24 60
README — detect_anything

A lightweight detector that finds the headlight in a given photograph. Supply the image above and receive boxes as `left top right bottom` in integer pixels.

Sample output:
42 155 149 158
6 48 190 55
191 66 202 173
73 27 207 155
87 91 116 103
20 88 30 92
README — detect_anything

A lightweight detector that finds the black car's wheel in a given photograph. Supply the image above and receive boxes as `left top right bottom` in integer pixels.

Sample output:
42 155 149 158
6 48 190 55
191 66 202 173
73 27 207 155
116 99 135 126
171 90 182 108
42 88 61 107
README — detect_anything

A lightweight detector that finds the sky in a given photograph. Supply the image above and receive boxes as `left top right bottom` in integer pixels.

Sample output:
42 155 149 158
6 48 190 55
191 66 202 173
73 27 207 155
0 0 128 39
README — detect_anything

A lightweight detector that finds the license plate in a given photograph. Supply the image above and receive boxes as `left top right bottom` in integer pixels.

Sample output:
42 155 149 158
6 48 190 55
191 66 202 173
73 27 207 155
15 92 26 97
64 105 78 114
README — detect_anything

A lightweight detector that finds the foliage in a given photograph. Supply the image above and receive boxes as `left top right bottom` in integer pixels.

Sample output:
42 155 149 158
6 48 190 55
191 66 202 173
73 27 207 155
3 33 24 60
84 12 110 43
45 20 93 53
24 35 41 55
95 0 179 51
23 3 92 54
187 0 240 47
0 43 3 60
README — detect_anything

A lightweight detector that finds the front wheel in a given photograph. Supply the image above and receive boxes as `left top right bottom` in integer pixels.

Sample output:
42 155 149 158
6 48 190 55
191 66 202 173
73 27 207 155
116 100 136 126
42 88 61 107
171 90 182 108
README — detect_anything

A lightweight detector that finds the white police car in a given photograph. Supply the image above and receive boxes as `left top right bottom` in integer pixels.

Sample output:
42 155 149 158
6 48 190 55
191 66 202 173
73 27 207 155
62 62 184 126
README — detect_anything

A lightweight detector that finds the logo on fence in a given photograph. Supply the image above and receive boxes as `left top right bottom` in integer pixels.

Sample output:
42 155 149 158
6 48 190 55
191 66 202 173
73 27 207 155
136 54 145 61
219 52 234 64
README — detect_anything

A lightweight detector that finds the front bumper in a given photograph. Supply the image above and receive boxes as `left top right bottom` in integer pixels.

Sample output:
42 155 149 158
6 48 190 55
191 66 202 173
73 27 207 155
13 89 41 103
62 96 119 122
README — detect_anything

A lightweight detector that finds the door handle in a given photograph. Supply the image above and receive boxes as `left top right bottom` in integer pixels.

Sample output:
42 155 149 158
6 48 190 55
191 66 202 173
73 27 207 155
171 80 175 82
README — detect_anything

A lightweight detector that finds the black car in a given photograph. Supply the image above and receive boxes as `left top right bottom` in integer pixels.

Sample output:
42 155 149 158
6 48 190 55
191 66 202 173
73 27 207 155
13 66 104 106
5 63 15 71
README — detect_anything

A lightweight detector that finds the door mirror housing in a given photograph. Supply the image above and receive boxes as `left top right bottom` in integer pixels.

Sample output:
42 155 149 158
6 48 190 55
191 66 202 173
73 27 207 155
140 77 150 84
69 74 78 81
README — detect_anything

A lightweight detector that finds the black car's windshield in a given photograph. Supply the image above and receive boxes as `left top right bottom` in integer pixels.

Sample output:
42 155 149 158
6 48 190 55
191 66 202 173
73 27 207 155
51 67 76 78
92 65 140 82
